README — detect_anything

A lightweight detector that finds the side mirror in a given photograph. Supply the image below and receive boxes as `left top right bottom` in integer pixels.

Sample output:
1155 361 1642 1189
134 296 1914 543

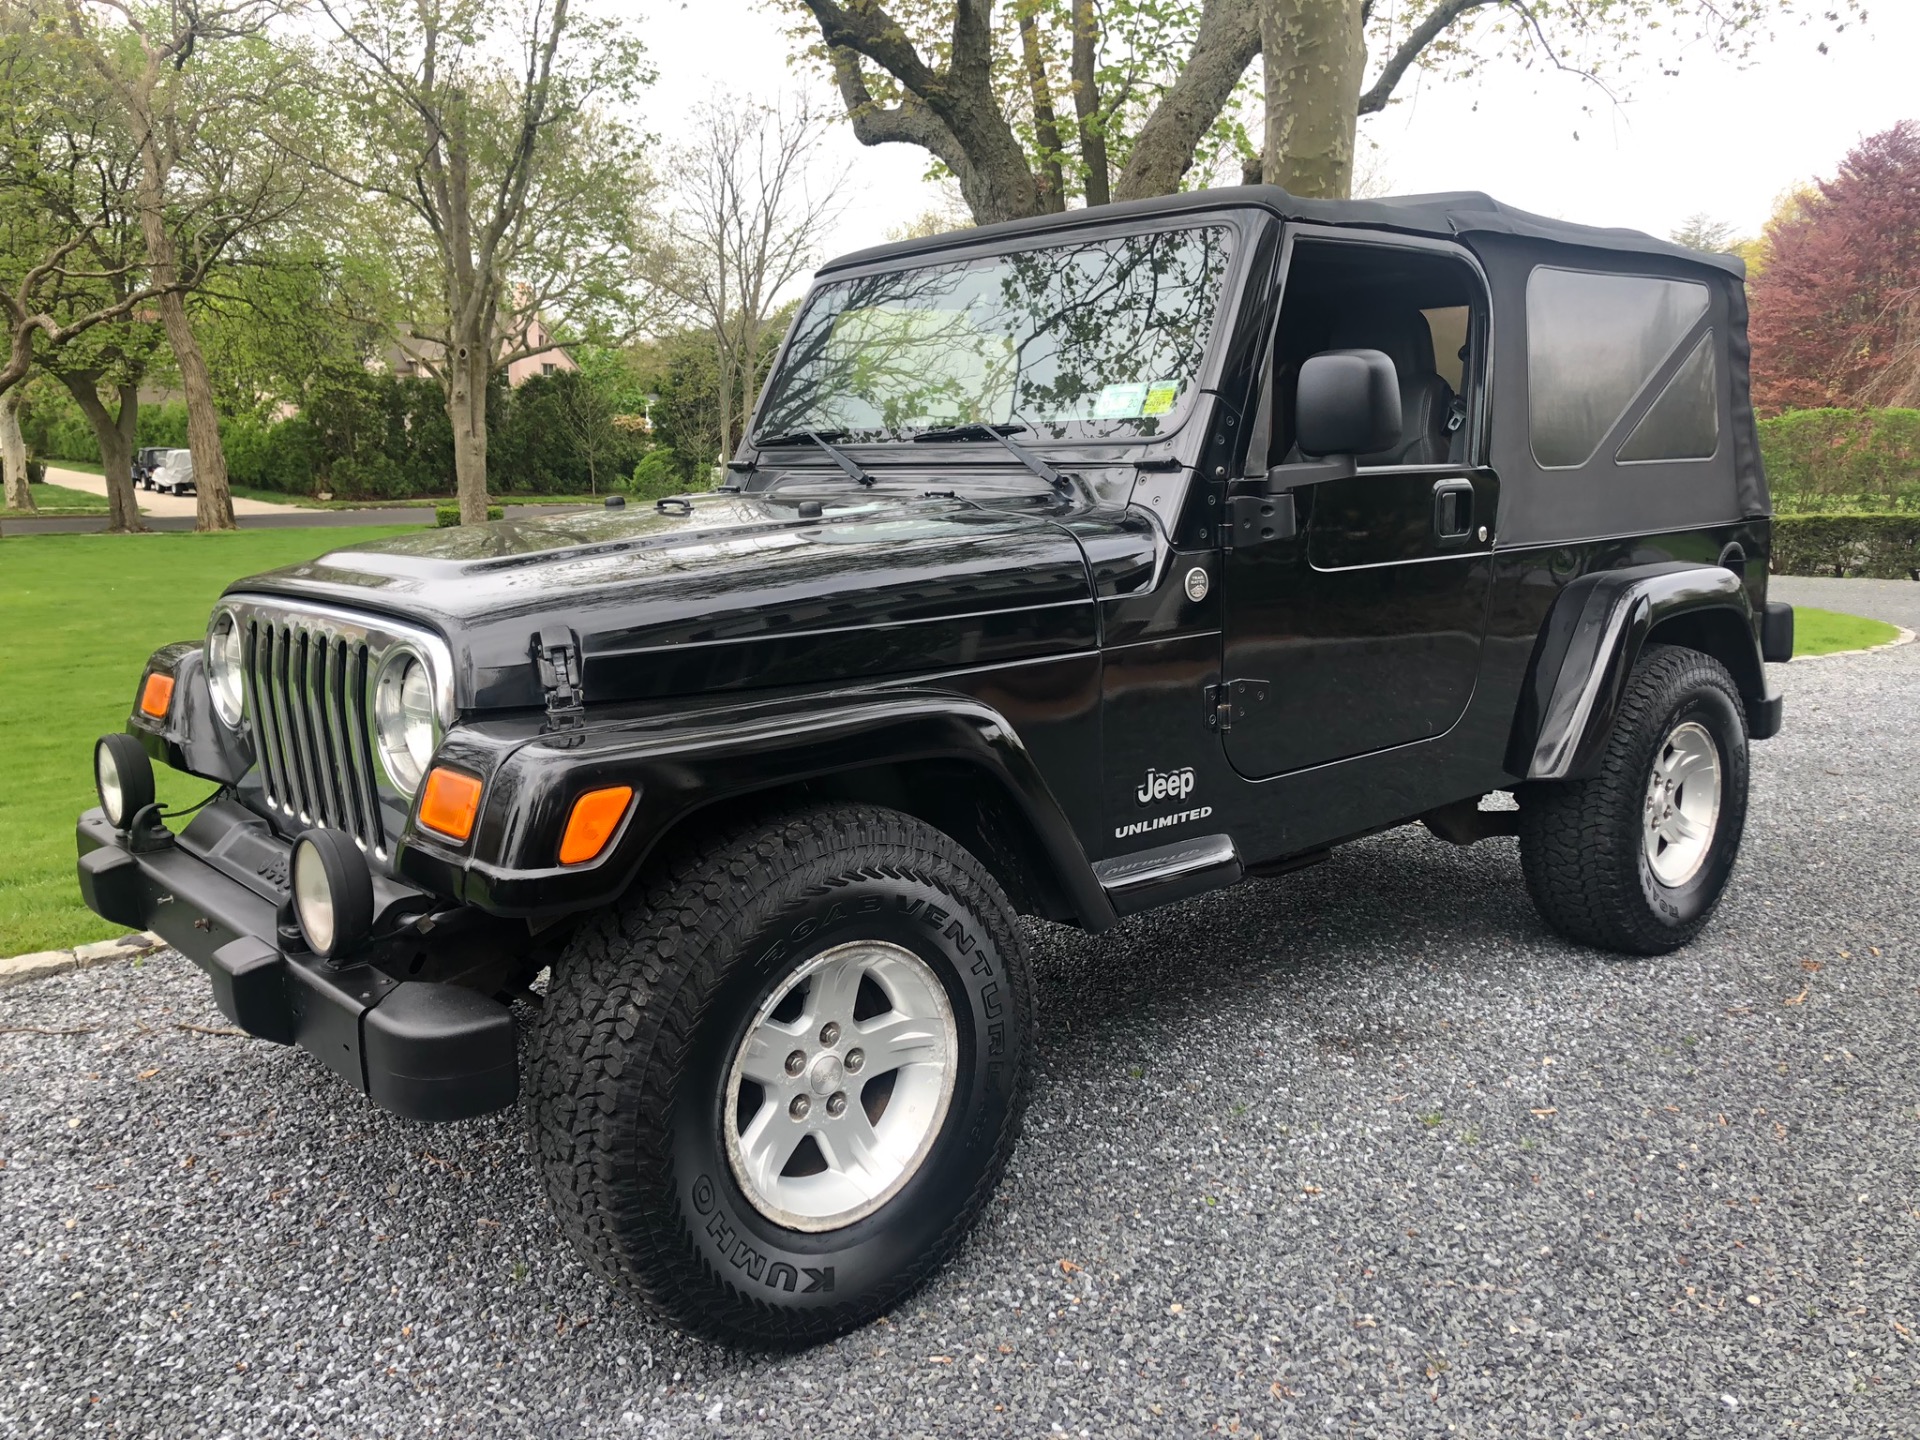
1295 348 1402 460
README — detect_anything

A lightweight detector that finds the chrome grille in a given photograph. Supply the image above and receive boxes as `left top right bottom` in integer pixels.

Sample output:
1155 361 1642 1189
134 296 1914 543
242 615 387 855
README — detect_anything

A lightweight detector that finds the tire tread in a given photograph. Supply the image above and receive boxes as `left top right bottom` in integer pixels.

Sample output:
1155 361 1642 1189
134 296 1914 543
1518 644 1747 955
528 803 1033 1347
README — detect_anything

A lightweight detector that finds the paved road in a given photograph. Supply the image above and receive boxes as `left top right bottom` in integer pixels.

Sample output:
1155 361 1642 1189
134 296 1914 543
3 579 1917 1439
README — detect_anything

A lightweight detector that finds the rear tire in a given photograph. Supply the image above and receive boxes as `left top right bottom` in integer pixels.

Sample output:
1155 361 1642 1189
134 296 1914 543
529 803 1035 1348
1518 644 1749 954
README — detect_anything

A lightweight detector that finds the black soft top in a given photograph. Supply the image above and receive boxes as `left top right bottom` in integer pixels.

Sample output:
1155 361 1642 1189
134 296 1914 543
821 185 1744 280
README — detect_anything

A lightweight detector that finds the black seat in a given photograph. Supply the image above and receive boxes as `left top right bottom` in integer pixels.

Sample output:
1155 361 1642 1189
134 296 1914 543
1326 307 1456 465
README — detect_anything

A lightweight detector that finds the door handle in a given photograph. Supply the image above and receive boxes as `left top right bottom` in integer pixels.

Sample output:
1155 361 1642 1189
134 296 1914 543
1432 478 1474 540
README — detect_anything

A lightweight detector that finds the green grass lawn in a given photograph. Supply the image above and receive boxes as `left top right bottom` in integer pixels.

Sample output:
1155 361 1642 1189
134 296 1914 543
15 482 109 514
1793 606 1901 657
0 526 418 956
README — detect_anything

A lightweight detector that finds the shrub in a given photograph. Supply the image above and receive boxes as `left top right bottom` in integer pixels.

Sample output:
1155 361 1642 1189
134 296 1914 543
1759 408 1920 510
1771 513 1920 579
626 447 692 502
436 504 504 527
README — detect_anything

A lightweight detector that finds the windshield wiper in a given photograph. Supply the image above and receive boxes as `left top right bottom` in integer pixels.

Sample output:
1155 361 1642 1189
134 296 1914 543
754 428 875 487
912 423 1070 495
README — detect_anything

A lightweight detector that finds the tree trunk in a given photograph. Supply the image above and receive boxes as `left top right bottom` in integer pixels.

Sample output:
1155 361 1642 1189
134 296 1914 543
165 290 237 531
447 340 491 525
716 346 736 471
59 372 145 532
1 388 31 513
1017 7 1067 212
1070 0 1111 207
133 140 235 531
1260 0 1367 200
1115 0 1264 201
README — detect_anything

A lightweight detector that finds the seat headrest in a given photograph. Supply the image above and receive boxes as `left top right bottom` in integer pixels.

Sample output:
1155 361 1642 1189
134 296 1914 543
1327 307 1438 384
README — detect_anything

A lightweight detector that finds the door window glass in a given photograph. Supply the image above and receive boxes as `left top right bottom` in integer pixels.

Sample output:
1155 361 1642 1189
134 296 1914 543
1616 333 1719 462
1526 268 1709 468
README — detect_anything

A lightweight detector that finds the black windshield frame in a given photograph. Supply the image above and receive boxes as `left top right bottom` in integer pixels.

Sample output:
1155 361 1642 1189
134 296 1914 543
749 212 1258 453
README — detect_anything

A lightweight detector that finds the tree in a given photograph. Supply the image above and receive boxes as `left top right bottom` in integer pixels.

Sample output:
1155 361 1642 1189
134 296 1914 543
795 0 1867 219
193 241 391 419
649 96 847 462
64 0 298 532
1749 122 1920 413
30 68 164 533
0 7 173 402
0 4 186 526
307 0 651 525
1670 214 1739 255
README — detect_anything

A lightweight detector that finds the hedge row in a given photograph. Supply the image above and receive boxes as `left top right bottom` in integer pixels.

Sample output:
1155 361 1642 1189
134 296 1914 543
1758 408 1920 509
21 373 655 501
1772 513 1920 579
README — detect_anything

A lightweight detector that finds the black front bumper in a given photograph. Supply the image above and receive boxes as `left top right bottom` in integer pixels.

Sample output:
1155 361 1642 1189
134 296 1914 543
76 807 517 1122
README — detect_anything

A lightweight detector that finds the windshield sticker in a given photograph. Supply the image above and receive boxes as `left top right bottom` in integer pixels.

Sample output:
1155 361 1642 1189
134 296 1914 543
1092 382 1149 419
1141 380 1180 416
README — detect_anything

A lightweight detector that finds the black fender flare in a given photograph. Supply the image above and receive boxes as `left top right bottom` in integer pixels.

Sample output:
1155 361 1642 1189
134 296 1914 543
1507 561 1775 782
126 642 252 786
405 689 1120 932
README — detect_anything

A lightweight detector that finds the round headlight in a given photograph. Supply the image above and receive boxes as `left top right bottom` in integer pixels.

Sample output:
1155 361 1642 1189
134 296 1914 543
291 828 373 958
373 653 437 794
94 733 155 828
206 611 245 727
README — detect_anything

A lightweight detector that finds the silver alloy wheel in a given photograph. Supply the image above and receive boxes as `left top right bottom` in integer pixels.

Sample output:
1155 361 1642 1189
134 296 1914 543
1642 720 1722 887
724 940 958 1233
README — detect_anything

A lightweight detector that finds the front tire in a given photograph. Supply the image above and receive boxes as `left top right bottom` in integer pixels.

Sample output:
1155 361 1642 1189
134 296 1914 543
1519 644 1749 954
529 803 1035 1347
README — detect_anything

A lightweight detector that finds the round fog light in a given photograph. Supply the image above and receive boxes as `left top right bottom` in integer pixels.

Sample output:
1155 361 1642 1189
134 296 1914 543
290 829 374 958
94 733 155 829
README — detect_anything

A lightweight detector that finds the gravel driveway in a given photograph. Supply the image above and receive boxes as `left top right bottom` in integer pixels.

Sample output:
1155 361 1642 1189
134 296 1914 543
5 578 1917 1439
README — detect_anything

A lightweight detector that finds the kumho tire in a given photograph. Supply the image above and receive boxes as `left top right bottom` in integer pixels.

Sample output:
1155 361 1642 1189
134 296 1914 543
528 803 1035 1348
1518 644 1750 955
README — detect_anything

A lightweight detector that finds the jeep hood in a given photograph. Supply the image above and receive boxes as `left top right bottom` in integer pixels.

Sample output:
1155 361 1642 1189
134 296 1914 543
234 492 1154 709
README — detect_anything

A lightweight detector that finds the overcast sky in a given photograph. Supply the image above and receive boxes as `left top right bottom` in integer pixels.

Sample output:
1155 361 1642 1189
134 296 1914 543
636 2 1918 260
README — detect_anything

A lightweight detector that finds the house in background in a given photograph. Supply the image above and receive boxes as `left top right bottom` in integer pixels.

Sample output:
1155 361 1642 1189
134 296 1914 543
504 314 576 385
385 312 577 387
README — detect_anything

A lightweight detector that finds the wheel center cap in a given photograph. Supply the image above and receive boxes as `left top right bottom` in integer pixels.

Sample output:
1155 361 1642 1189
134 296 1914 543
809 1053 844 1095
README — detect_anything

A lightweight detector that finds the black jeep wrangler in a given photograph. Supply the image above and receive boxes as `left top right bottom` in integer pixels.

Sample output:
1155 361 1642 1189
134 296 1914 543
78 188 1793 1347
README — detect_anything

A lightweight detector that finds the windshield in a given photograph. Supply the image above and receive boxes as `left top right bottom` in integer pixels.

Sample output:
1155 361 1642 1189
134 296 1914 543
755 224 1235 445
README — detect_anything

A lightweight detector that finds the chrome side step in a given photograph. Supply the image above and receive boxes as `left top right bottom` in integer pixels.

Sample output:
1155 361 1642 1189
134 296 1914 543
1093 834 1242 916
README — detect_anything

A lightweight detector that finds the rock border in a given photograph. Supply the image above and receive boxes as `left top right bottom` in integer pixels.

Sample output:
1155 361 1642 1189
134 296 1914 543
0 931 166 990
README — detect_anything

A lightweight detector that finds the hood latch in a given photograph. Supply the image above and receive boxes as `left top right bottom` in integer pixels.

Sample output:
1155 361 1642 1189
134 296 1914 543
531 628 585 733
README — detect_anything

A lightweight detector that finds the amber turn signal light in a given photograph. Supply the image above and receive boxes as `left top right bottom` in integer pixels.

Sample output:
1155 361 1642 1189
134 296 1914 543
559 785 633 865
417 766 483 841
139 672 175 718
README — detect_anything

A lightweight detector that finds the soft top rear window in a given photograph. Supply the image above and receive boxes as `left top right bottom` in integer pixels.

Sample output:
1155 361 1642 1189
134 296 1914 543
755 224 1235 444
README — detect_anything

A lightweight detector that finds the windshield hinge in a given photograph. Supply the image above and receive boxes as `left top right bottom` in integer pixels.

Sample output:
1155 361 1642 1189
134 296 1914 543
531 628 586 733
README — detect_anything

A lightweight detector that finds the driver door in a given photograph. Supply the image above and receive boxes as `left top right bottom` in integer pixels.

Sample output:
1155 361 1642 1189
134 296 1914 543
1219 233 1498 781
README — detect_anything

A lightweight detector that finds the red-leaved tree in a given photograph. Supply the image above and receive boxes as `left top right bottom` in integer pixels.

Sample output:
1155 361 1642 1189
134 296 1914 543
1750 121 1920 413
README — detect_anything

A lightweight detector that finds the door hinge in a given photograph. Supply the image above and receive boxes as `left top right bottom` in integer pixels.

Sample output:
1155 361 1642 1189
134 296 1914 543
1205 678 1269 731
1224 491 1296 550
531 628 586 733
